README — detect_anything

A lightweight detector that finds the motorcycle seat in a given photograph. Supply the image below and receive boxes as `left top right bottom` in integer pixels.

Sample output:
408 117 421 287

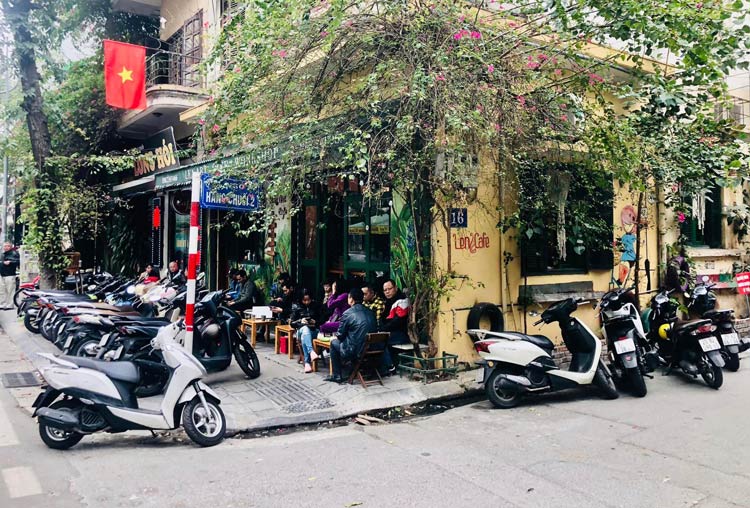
119 325 162 337
673 319 712 333
61 356 140 384
501 331 554 351
703 309 733 319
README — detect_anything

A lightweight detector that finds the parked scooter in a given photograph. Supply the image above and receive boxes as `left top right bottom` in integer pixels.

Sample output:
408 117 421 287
687 276 743 371
647 288 725 389
598 286 651 397
32 320 227 449
469 298 618 409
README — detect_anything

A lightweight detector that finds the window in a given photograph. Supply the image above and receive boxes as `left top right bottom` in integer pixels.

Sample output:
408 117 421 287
682 185 722 248
167 10 203 87
519 161 613 275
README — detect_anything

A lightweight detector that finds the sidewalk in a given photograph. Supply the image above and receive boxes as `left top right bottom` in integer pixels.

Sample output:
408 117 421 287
0 310 479 434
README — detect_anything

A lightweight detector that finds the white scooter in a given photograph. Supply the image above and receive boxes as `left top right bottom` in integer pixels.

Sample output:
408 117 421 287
469 298 618 408
32 321 226 449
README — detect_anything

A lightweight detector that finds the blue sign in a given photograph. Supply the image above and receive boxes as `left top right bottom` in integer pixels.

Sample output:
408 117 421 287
200 174 261 212
449 208 468 228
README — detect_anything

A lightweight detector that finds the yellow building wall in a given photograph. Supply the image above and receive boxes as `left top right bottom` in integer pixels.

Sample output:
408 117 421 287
431 161 662 364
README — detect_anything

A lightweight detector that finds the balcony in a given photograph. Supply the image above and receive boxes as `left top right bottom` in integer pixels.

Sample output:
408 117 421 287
117 50 208 141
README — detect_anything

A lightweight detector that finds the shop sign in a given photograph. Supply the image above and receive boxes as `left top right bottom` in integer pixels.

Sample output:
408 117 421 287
134 127 180 178
449 208 468 228
736 272 750 295
200 174 260 211
452 231 490 253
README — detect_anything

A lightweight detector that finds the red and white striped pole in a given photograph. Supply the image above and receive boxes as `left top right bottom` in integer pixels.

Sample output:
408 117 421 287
184 171 201 353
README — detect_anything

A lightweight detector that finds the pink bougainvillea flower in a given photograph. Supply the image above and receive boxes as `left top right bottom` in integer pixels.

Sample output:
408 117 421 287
487 63 495 74
559 103 567 109
198 119 206 125
537 53 548 61
233 65 241 73
470 31 482 39
527 61 540 69
476 104 484 112
320 30 328 37
678 212 686 223
516 95 526 107
212 124 220 133
560 114 568 121
453 32 463 40
588 72 604 85
508 21 517 28
458 15 465 22
493 123 501 132
435 73 446 82
554 68 563 76
272 49 288 58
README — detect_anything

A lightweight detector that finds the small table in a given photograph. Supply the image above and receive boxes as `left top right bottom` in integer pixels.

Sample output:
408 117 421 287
241 318 278 347
312 337 333 375
275 324 296 358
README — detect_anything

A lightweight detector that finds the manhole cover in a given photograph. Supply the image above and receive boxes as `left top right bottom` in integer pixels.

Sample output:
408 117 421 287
1 372 41 388
250 377 323 407
282 398 335 414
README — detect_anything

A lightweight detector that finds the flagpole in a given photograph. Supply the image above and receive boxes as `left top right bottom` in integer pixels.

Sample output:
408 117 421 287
184 171 201 353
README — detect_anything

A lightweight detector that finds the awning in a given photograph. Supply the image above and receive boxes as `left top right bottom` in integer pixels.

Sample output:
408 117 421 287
112 175 155 195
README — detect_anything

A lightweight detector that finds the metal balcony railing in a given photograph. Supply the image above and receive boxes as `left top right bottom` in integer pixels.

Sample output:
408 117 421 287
146 50 203 89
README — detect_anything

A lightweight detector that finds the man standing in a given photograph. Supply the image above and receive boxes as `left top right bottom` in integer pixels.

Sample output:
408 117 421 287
167 261 186 286
325 288 377 383
0 243 19 310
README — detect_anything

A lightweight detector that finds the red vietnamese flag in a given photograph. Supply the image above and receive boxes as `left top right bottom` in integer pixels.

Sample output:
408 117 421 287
104 40 147 110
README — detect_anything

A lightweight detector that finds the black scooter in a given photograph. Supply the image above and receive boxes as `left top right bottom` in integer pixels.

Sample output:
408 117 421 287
647 288 725 389
687 277 742 371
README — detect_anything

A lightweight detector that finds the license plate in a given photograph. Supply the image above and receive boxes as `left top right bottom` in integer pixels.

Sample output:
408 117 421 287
721 333 740 346
699 336 721 352
614 338 636 354
98 333 111 347
475 368 484 383
64 337 73 349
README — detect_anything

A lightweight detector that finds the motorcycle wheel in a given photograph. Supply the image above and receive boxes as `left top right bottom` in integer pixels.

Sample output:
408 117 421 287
625 367 647 397
233 337 261 379
23 311 40 334
725 352 740 372
593 362 619 400
485 369 523 409
182 397 226 447
700 362 723 389
40 313 56 341
38 400 84 450
72 338 100 358
13 289 26 308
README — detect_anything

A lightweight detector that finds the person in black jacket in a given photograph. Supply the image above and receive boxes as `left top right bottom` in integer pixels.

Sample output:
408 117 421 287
0 243 19 310
270 280 297 322
228 269 258 313
290 289 322 372
167 261 186 286
326 288 377 383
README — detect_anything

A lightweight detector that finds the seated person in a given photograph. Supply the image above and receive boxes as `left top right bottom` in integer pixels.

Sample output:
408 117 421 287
270 280 297 322
289 289 321 373
325 288 377 383
143 268 160 284
227 269 258 313
226 268 240 300
380 279 411 371
319 279 351 334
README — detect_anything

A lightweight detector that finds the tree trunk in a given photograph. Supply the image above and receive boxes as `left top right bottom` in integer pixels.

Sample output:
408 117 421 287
3 0 59 288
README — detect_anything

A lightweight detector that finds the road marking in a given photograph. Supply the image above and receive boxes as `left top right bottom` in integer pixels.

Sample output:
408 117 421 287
2 466 43 498
0 399 20 447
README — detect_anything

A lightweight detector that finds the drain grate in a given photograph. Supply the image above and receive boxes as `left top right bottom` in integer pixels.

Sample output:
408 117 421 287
282 398 335 414
250 376 325 407
1 372 42 388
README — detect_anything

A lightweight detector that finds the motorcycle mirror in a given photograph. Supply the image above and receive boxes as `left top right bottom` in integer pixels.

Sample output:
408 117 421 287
684 292 690 298
126 285 136 295
701 275 710 283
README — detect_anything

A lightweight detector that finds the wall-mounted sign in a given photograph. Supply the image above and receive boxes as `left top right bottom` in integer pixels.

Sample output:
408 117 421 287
452 232 490 253
736 272 750 295
200 174 260 212
134 127 180 178
449 208 468 228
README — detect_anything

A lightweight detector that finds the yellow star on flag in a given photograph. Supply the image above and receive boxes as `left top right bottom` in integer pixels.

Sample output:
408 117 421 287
117 66 134 84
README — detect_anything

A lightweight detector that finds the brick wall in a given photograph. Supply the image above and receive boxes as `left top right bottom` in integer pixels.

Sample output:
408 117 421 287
735 318 750 339
553 340 609 369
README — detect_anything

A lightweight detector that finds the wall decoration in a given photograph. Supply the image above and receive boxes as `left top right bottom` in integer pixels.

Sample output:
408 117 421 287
617 204 638 285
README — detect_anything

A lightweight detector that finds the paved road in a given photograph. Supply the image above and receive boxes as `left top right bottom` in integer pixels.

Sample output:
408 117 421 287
1 328 748 507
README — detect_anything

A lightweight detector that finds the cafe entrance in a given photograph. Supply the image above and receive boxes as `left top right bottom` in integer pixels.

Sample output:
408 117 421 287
298 182 391 298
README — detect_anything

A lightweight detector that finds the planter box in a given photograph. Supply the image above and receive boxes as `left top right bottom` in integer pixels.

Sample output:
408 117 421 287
396 353 459 384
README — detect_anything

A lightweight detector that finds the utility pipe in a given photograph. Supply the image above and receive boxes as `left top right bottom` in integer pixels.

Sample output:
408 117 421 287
184 172 201 353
